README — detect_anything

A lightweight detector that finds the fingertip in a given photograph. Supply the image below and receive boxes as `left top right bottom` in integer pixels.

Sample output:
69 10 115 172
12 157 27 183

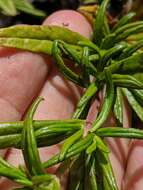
43 10 93 39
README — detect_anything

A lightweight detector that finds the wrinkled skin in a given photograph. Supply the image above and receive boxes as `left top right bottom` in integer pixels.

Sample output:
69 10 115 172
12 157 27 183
0 9 142 190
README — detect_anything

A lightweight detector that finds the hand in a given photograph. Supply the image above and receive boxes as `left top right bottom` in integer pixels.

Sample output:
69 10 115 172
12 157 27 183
0 9 142 190
0 10 91 190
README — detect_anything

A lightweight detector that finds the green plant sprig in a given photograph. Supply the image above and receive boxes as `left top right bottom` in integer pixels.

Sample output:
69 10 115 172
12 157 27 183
0 0 143 189
0 97 143 189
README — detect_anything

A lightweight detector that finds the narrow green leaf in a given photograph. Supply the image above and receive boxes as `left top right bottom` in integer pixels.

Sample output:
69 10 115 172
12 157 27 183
0 37 53 55
52 40 84 87
113 88 123 125
103 16 110 35
112 12 136 32
22 97 44 176
68 154 85 190
13 0 46 17
133 73 143 85
0 119 83 136
62 42 81 65
32 174 60 190
93 0 110 45
89 54 99 62
112 74 143 89
127 32 143 41
81 47 90 87
91 69 114 132
96 150 118 190
101 44 126 68
73 83 98 119
81 0 97 4
96 136 109 153
94 157 104 190
59 129 83 161
96 127 143 139
78 40 100 55
43 133 94 168
89 158 98 190
122 88 143 122
131 89 143 106
101 33 116 49
86 136 97 154
0 37 81 57
115 24 143 42
0 157 32 186
108 53 143 74
0 25 88 45
119 39 143 60
84 154 95 190
115 21 143 36
0 0 17 16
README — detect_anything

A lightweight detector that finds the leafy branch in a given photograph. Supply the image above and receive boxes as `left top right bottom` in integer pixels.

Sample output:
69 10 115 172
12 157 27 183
0 0 142 189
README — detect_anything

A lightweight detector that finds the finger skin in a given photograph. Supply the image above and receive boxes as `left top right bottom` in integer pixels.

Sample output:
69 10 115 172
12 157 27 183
43 10 93 38
123 139 143 190
0 48 49 159
0 50 49 187
0 49 49 116
1 10 92 190
34 66 82 120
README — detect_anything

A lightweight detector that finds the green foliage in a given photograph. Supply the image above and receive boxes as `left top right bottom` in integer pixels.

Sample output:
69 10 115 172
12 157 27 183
0 0 143 189
0 0 46 16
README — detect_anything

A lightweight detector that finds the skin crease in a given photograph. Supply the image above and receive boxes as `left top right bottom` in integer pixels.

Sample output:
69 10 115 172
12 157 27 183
0 9 142 190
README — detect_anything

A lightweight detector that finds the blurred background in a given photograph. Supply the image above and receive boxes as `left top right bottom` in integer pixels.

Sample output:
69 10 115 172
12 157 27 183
0 0 142 27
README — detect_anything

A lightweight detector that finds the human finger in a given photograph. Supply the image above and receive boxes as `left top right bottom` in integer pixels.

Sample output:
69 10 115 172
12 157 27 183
2 10 92 190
